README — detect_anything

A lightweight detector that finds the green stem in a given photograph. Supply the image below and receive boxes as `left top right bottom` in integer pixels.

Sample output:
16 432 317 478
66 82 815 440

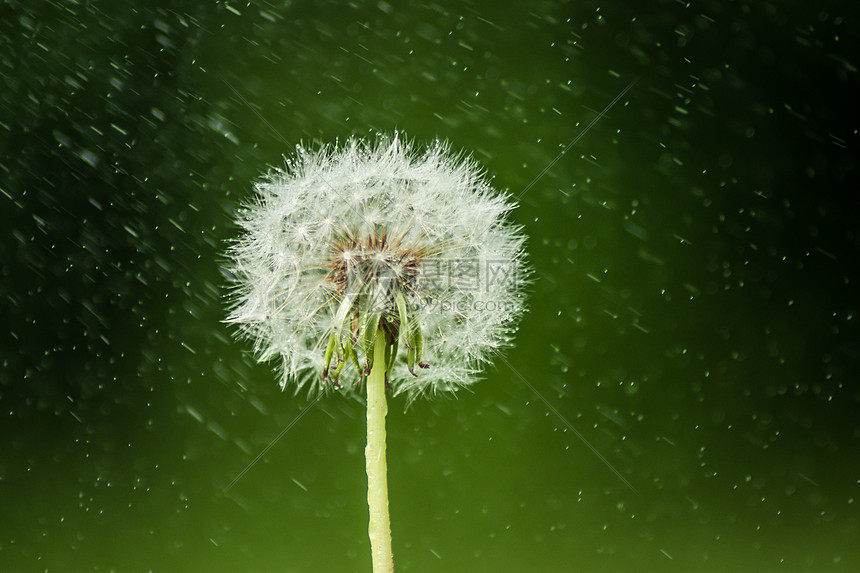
366 329 394 573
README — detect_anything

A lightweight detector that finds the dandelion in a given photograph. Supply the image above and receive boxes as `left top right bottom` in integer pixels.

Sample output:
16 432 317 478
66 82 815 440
226 134 527 572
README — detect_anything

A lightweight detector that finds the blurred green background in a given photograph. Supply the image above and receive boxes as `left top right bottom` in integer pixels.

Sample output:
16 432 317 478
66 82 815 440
2 1 858 571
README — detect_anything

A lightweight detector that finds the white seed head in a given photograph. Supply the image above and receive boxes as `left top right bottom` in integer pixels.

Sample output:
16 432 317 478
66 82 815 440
226 134 528 401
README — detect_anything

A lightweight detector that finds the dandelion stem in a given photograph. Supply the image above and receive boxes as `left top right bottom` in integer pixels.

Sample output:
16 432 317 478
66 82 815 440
366 329 394 573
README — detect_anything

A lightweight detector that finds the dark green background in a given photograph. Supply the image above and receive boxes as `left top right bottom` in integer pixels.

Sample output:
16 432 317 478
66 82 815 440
2 0 858 571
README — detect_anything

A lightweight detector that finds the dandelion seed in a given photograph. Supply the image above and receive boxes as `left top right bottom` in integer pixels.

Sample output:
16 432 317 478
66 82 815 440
226 133 528 401
225 133 528 572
